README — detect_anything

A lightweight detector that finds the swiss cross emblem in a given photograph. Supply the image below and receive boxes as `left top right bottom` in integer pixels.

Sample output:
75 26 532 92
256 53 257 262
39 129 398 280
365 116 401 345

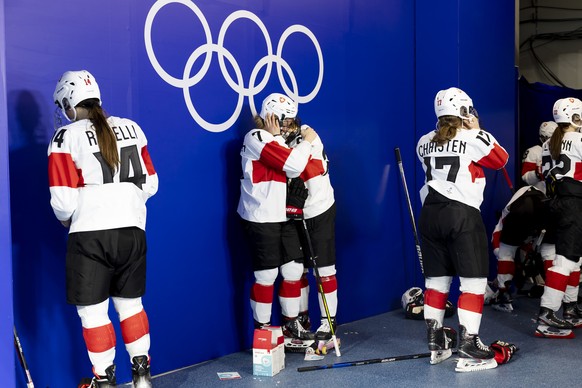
84 78 92 86
279 96 286 103
569 98 575 103
437 98 442 106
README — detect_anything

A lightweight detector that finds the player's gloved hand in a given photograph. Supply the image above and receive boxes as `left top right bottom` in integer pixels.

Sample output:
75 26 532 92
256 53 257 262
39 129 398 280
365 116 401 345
490 340 518 364
286 177 308 219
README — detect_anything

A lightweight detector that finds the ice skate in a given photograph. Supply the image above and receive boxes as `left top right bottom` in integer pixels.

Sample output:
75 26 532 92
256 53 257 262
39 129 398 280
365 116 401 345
313 318 340 355
455 325 497 372
78 365 116 388
562 302 582 328
426 319 457 365
535 307 574 338
298 311 311 331
131 355 152 388
283 317 315 353
491 289 513 313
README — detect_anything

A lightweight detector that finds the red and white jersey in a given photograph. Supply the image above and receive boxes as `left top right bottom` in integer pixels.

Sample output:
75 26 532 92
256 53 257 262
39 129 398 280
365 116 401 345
237 129 313 223
521 144 545 190
491 185 538 252
48 116 158 233
298 134 335 219
416 128 509 210
541 131 582 182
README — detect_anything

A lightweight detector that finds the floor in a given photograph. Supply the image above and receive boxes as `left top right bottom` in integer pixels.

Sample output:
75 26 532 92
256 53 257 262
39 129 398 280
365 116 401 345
122 292 580 387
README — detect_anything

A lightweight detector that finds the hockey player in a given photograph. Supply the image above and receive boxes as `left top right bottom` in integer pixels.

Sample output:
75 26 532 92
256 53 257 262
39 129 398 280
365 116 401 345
521 121 558 191
280 114 339 354
48 70 157 387
490 184 555 312
536 97 582 339
238 93 317 343
416 87 509 372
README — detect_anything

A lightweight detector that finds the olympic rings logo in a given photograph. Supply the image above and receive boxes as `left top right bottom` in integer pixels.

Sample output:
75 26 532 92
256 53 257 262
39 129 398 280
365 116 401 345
144 0 324 133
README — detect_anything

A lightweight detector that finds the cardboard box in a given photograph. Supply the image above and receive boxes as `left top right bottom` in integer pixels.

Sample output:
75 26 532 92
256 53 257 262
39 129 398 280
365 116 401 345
252 326 285 377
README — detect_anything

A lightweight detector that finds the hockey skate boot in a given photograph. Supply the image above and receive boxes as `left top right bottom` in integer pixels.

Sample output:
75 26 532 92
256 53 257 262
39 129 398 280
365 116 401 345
283 317 315 353
313 318 340 355
491 289 513 313
562 302 582 328
426 319 457 365
536 306 575 338
455 325 497 372
78 365 116 388
131 355 152 388
298 311 311 331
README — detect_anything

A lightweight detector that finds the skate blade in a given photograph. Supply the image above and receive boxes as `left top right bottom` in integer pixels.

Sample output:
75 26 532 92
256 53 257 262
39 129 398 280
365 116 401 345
491 303 513 313
565 318 582 329
284 338 315 353
430 349 452 365
535 324 575 339
455 358 497 372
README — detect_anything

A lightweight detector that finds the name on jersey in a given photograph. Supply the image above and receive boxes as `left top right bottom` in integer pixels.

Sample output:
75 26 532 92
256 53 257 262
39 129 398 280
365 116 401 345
417 139 467 157
86 125 138 147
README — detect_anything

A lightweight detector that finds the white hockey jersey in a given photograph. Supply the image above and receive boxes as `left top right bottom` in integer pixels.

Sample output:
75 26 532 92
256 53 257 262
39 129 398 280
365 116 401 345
297 135 335 219
541 131 582 182
416 128 509 210
48 116 158 233
521 144 546 191
237 129 313 223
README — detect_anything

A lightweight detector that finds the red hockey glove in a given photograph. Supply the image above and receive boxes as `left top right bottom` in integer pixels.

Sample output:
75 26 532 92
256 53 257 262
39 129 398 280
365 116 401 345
490 340 518 364
286 177 308 219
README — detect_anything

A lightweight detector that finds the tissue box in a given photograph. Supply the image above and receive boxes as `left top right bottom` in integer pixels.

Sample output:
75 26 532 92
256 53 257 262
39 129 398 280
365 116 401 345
252 326 285 377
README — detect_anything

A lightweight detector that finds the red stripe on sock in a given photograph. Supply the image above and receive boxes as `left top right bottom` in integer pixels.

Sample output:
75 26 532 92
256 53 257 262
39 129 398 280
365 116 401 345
424 289 448 309
300 274 309 288
251 283 274 303
568 271 580 287
279 280 301 298
545 269 569 291
544 260 553 273
497 260 515 275
120 309 150 344
458 293 484 314
320 275 337 293
83 323 116 353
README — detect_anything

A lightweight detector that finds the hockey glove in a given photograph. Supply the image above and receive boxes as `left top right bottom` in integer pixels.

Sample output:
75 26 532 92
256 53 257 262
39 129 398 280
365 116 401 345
490 340 518 364
286 177 308 219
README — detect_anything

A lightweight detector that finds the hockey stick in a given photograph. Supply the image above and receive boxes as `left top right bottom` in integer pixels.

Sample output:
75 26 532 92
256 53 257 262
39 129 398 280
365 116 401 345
14 326 34 388
297 351 431 372
394 147 424 274
300 218 341 357
501 167 515 194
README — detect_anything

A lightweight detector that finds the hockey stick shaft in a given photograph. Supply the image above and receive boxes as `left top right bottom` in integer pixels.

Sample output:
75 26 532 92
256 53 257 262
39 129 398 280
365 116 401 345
297 351 430 372
300 218 341 357
501 167 515 194
14 326 34 388
394 147 424 274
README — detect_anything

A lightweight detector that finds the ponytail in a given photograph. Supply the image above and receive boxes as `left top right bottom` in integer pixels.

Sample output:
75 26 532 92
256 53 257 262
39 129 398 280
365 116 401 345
549 123 568 160
432 116 462 145
79 98 119 172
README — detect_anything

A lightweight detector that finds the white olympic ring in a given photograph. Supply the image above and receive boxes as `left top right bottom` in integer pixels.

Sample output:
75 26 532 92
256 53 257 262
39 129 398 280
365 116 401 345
144 0 324 133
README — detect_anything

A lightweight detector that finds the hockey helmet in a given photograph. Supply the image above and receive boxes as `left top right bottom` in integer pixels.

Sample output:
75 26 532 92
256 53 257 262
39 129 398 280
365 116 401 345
53 70 101 121
553 98 582 128
539 121 557 143
434 87 475 120
401 287 424 320
259 93 298 121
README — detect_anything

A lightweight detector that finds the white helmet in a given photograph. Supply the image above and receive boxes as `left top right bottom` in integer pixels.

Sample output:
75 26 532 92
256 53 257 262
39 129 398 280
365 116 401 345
553 97 582 128
259 93 298 121
434 87 474 119
53 70 101 121
539 121 557 143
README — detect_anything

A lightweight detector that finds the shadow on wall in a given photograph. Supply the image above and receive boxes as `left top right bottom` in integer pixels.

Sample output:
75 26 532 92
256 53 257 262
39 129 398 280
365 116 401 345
9 90 88 386
223 110 256 350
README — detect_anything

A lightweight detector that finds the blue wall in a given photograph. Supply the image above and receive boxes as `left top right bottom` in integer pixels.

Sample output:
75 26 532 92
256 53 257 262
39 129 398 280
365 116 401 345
3 0 516 386
0 0 16 387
